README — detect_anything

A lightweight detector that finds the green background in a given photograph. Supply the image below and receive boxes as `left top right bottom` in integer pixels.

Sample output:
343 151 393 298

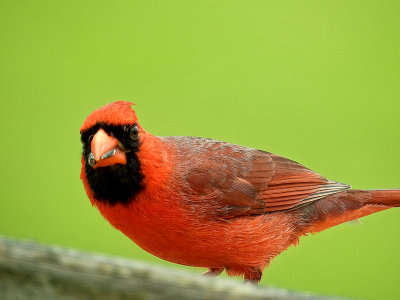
1 1 399 299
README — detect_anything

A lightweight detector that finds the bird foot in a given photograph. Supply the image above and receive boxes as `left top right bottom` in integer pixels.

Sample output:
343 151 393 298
202 267 224 277
243 266 262 285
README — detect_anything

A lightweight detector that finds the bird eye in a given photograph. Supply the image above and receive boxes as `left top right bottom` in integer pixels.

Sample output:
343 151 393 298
130 124 139 140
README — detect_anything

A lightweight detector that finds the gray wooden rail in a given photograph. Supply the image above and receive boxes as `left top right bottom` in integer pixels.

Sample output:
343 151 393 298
0 236 345 300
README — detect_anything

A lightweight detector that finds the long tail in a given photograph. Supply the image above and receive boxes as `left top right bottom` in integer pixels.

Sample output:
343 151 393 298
302 189 400 234
369 190 400 207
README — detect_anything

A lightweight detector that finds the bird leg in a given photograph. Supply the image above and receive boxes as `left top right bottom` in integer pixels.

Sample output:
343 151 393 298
202 267 224 277
243 266 262 285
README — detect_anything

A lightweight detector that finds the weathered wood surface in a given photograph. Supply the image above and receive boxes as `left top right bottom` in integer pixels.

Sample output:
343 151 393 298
0 236 345 300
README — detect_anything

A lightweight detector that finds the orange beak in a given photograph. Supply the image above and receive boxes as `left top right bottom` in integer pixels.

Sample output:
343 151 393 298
88 128 127 168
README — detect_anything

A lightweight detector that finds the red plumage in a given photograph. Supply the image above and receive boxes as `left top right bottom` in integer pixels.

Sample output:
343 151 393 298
80 101 400 282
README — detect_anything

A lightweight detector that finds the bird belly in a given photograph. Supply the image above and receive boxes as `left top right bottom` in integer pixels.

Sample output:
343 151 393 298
96 199 300 269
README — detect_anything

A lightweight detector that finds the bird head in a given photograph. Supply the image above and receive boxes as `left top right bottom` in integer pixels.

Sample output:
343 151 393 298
80 101 143 205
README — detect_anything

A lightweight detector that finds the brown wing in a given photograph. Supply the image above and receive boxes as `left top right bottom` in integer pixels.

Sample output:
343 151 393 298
170 137 350 219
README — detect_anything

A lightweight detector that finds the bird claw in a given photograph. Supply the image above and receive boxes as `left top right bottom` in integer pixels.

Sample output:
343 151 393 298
202 267 224 277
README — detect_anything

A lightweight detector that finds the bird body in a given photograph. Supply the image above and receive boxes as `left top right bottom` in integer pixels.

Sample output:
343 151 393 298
80 101 399 282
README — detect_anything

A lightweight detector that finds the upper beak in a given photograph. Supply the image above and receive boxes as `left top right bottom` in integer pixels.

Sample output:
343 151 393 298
88 129 126 168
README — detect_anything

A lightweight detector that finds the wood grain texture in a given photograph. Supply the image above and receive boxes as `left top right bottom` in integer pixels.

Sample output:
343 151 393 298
0 236 346 300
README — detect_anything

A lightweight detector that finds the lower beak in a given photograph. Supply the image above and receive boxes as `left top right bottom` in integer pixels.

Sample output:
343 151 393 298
88 129 127 168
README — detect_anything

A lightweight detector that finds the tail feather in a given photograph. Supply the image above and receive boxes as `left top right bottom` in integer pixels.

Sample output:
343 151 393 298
302 189 399 234
369 190 400 207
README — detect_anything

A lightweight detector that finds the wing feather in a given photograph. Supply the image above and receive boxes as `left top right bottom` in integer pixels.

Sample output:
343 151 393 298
169 137 350 219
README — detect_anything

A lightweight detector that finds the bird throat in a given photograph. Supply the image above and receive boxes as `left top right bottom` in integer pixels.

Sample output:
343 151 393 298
85 152 143 205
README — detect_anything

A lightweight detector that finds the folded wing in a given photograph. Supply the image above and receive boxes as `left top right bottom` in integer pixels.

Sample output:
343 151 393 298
177 138 350 219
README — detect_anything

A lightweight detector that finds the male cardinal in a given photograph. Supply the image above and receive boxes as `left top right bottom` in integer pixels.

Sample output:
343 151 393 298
80 101 400 283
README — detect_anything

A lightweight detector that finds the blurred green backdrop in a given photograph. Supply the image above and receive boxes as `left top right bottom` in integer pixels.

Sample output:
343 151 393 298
1 1 399 299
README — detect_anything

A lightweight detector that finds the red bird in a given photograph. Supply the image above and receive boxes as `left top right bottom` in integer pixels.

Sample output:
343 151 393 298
80 101 400 283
